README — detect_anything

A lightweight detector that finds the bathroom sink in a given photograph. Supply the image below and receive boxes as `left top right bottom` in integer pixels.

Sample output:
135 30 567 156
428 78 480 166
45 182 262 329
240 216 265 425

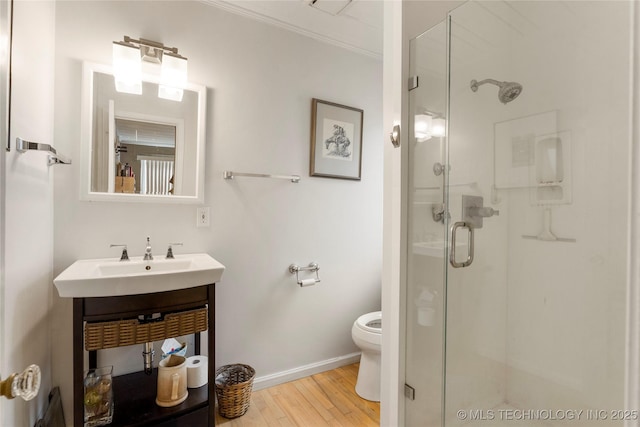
54 253 225 298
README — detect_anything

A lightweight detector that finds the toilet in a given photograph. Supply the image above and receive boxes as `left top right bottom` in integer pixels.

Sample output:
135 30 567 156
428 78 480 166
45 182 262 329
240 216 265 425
351 311 382 402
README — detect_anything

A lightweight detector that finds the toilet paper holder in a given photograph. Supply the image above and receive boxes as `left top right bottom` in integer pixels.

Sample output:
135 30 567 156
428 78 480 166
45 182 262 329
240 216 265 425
288 262 321 287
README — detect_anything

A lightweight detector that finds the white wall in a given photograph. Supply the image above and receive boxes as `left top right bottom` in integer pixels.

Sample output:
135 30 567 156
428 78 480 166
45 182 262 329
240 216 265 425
501 2 631 412
52 1 382 423
3 1 56 425
381 1 404 425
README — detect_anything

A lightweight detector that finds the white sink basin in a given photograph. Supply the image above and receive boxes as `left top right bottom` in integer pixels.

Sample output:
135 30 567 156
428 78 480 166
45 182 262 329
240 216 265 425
54 253 225 298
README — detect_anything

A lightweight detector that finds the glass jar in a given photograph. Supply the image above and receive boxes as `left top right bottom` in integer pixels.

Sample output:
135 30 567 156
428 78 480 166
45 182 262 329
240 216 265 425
83 366 113 427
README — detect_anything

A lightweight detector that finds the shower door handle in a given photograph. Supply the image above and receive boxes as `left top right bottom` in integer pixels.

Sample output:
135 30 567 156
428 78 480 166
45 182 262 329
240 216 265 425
450 221 474 268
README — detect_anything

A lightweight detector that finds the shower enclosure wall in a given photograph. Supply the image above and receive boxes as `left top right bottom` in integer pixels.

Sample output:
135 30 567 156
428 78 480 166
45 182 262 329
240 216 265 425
404 2 633 425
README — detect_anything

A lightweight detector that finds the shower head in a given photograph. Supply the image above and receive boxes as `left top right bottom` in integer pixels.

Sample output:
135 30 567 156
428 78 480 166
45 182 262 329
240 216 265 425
470 78 523 104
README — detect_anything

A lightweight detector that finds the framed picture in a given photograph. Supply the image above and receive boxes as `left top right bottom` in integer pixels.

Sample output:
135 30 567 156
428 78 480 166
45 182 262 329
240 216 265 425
310 98 363 180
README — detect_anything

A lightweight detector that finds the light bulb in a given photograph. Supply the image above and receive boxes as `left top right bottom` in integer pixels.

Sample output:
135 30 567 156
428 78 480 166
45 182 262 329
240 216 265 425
112 42 142 95
159 53 187 101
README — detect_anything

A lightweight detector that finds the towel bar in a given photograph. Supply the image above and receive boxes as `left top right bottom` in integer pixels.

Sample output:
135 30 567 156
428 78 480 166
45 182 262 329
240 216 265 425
16 137 71 166
223 170 300 183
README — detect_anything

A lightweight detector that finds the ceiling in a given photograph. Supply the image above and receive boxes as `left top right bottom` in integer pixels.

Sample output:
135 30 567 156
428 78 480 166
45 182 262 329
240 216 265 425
200 0 384 59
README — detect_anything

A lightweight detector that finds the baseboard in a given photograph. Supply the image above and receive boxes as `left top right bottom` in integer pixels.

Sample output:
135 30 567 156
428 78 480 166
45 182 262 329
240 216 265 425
252 352 361 391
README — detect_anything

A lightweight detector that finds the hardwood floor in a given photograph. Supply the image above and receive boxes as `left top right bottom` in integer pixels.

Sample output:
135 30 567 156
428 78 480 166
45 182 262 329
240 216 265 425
214 363 380 426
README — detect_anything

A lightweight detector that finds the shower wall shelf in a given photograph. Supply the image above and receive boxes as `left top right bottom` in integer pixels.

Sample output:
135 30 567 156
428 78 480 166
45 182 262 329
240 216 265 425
521 208 576 242
223 170 300 183
522 235 576 243
413 181 478 192
16 137 71 166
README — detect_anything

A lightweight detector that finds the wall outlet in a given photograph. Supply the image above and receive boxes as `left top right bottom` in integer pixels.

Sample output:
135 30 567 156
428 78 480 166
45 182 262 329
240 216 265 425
197 207 210 228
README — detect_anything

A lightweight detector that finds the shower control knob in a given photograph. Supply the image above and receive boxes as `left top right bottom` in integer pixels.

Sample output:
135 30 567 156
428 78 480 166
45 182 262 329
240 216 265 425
468 206 500 218
433 162 450 176
461 195 499 229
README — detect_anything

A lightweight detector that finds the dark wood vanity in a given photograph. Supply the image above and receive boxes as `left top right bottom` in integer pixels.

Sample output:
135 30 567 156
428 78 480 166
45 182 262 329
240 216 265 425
72 284 216 427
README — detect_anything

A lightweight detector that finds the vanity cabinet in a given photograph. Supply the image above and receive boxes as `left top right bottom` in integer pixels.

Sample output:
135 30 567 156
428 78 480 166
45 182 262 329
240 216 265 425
72 284 216 427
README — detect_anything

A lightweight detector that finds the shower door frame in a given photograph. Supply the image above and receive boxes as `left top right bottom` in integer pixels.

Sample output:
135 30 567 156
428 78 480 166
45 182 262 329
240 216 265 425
627 5 640 422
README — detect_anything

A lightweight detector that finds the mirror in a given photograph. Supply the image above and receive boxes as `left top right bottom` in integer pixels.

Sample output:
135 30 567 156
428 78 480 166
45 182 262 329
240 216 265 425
80 62 206 203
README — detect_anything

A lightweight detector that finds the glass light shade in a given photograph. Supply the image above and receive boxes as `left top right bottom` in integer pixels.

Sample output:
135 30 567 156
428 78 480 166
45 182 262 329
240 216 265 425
159 53 187 101
113 42 142 95
414 114 433 141
432 117 447 137
158 85 184 102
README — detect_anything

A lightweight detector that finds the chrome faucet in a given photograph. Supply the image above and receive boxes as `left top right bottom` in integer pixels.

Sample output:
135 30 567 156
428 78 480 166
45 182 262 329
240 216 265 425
166 243 183 259
110 244 129 261
144 236 153 261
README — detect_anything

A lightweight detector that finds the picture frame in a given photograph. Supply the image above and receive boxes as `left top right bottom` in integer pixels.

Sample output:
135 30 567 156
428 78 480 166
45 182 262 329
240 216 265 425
310 98 363 180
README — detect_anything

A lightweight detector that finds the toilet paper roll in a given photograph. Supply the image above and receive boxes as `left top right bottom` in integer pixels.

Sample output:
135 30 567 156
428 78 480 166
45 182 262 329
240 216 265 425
299 278 317 287
186 356 208 388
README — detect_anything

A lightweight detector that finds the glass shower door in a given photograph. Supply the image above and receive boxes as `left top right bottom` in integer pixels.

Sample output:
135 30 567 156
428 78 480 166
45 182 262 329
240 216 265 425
444 1 631 426
405 20 448 427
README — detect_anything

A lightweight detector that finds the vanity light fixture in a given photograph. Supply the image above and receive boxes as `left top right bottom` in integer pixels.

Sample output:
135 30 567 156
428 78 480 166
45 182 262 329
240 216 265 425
112 40 142 95
112 36 188 101
159 52 188 102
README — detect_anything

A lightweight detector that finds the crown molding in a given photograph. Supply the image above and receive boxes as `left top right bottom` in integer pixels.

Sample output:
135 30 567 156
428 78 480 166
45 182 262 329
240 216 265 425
199 0 382 60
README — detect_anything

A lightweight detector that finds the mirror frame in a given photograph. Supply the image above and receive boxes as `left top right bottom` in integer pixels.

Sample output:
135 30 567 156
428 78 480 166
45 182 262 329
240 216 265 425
80 61 207 203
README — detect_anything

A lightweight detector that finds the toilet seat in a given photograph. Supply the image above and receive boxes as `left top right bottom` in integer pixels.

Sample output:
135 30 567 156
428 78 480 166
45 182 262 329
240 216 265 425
351 311 382 402
355 311 382 334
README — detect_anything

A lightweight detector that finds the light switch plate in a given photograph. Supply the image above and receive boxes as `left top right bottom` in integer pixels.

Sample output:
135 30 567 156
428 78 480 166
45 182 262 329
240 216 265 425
197 207 210 228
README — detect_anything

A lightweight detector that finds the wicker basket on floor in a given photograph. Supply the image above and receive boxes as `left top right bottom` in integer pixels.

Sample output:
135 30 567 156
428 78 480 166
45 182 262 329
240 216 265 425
214 364 255 418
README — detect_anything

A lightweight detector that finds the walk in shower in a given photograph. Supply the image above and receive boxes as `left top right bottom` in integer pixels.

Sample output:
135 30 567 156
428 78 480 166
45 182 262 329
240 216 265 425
405 1 633 425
